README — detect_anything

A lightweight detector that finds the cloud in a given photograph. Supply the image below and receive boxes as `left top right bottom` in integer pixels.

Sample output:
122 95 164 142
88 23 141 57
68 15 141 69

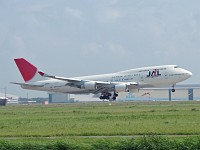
153 50 170 57
98 9 121 23
65 7 83 19
13 35 25 50
81 42 103 55
109 0 119 5
0 32 26 56
81 42 127 57
108 42 127 56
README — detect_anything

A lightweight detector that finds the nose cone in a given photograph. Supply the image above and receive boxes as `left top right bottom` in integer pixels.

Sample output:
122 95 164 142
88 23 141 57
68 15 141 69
187 71 192 78
184 70 192 79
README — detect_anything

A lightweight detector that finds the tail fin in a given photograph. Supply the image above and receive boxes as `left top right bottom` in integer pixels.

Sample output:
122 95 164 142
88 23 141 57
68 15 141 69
14 58 45 82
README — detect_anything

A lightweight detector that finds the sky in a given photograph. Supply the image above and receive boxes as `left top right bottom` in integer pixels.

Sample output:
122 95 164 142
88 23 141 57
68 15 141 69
1 0 200 98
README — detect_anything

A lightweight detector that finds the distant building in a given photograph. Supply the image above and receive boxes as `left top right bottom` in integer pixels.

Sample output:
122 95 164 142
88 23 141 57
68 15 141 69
0 93 19 105
48 85 200 102
49 93 70 103
70 94 100 102
48 93 101 103
0 98 7 106
118 88 200 101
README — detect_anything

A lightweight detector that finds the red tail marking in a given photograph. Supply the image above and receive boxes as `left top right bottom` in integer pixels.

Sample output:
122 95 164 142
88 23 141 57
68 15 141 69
14 58 37 82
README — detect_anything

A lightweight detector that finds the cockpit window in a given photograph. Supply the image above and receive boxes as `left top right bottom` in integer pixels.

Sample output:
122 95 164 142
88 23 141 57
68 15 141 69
174 66 179 68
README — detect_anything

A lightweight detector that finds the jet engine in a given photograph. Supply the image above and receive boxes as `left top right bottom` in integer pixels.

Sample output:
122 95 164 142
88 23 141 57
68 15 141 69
84 81 97 90
115 84 129 92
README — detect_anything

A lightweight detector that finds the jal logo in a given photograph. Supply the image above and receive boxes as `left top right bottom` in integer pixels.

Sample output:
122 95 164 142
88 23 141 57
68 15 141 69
147 69 161 77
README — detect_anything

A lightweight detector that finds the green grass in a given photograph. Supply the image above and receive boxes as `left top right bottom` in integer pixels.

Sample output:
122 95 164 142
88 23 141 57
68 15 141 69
0 101 200 137
0 101 200 149
0 136 200 150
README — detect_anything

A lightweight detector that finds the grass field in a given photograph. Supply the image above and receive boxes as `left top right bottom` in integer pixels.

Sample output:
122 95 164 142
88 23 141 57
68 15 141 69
0 101 200 137
0 101 200 149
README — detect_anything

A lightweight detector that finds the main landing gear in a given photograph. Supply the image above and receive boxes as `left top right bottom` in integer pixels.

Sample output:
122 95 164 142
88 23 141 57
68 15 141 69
99 93 118 101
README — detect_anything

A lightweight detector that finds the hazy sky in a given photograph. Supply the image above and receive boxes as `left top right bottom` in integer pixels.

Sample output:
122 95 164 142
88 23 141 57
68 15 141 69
1 0 200 98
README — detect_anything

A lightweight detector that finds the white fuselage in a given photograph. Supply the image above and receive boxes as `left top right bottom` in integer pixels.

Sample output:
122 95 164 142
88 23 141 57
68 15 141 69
21 65 192 94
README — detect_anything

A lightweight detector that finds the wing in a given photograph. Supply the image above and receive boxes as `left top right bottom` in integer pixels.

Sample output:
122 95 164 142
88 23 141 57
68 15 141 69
42 73 139 94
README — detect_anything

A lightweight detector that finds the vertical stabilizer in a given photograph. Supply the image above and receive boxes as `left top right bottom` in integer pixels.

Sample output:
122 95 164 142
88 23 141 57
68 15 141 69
14 58 45 82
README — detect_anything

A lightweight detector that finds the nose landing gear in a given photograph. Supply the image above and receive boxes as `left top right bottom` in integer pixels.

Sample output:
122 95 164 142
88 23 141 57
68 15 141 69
171 84 175 92
99 92 118 101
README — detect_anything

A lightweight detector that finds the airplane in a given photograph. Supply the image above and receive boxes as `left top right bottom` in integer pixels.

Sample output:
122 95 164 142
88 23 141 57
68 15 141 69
12 58 192 100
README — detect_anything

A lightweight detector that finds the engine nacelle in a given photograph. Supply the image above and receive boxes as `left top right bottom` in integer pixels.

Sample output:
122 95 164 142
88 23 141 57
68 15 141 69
115 84 129 92
84 81 97 90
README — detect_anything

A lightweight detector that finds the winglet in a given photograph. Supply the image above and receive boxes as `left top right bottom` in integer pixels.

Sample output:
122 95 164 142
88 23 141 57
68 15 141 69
38 71 45 77
38 72 53 78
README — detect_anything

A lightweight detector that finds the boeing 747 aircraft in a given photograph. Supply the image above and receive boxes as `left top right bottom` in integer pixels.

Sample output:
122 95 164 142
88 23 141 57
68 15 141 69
12 58 192 100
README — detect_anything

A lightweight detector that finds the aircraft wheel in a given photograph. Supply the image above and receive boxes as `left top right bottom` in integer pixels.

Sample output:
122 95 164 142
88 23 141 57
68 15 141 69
114 93 118 97
99 95 105 99
112 97 116 100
